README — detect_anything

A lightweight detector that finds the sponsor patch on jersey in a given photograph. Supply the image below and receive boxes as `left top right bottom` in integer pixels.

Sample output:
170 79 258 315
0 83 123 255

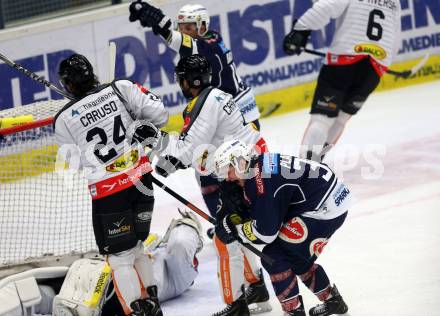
332 184 350 207
263 153 278 174
279 217 308 244
105 149 139 172
242 221 257 242
254 163 265 195
182 34 192 48
354 43 387 60
309 238 328 257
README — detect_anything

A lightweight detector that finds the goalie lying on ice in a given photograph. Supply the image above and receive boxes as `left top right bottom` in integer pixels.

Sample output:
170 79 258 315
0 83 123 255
0 211 203 316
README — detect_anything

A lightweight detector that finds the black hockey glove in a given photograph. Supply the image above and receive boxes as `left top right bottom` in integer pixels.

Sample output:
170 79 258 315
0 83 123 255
283 19 311 56
129 1 169 30
215 213 242 244
155 155 187 178
129 1 149 24
128 120 169 151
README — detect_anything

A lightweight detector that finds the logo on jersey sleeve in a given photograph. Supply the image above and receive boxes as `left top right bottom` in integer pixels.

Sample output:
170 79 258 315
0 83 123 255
309 238 329 257
254 163 265 195
263 153 278 174
354 44 387 60
279 217 308 244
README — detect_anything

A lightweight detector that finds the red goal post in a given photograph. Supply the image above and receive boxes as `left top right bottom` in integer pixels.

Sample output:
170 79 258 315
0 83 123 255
0 100 97 275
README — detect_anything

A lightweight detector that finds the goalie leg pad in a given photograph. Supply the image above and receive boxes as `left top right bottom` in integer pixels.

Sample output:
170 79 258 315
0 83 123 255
53 258 111 316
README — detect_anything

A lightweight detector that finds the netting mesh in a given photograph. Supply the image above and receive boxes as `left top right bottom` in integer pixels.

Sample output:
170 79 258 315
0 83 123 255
0 100 97 267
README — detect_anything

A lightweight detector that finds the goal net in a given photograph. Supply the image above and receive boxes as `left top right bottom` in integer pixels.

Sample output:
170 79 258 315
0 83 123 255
0 99 97 274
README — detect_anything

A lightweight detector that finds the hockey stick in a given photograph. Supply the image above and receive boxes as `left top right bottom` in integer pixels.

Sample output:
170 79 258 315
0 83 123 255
301 48 430 78
108 42 117 82
151 175 275 266
0 52 73 100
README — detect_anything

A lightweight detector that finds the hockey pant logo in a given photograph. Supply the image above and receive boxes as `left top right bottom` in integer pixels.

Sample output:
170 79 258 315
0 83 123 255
279 217 308 244
309 238 329 257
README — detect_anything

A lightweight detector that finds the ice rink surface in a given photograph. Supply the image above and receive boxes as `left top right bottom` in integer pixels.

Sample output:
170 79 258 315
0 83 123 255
151 81 440 316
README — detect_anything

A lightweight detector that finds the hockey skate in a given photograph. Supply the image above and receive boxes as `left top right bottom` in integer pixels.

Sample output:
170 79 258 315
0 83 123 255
284 295 306 316
309 285 348 316
212 293 250 316
245 269 272 314
130 286 163 316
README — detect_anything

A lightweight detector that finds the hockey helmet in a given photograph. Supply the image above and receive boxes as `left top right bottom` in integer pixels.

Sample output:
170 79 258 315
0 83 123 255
176 4 210 36
175 54 212 89
214 139 254 179
58 54 98 97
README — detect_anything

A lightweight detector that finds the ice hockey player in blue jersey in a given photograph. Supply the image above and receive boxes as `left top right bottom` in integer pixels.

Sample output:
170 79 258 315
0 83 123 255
128 1 260 127
213 140 351 316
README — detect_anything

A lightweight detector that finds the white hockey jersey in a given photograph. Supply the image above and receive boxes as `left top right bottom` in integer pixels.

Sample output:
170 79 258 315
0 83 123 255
295 0 401 67
54 80 168 194
163 87 263 173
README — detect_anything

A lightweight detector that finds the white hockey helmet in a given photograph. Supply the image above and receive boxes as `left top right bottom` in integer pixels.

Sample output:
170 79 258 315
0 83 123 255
214 139 254 179
176 4 210 36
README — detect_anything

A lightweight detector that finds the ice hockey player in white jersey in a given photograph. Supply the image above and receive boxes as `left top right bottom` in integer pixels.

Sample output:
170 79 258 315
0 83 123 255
213 140 352 316
0 211 204 316
53 54 168 316
139 54 271 316
283 0 401 161
128 1 261 127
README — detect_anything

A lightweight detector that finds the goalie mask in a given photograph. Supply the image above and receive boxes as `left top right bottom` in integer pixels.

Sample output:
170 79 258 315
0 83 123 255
59 54 99 98
175 54 212 99
214 139 254 180
175 4 210 37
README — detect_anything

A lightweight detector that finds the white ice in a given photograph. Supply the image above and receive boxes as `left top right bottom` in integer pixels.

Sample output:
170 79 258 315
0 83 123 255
151 81 440 316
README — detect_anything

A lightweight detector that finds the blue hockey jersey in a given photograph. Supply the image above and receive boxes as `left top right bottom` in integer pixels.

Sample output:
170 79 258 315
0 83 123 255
240 153 351 244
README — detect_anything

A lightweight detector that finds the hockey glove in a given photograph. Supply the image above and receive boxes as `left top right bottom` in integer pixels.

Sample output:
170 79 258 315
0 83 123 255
128 120 169 151
215 214 239 244
129 1 149 23
129 0 171 32
155 155 187 178
283 20 311 56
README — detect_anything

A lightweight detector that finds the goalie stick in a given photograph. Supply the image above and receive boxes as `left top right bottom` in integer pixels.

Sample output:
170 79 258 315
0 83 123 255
0 52 73 100
150 176 275 266
301 48 429 79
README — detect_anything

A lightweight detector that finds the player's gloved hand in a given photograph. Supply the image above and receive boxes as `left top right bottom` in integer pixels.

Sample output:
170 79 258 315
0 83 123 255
155 155 187 177
215 213 244 244
129 0 168 28
128 120 169 151
283 19 311 56
129 1 148 24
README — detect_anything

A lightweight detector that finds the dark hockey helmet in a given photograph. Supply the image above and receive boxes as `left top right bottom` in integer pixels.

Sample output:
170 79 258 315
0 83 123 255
175 54 212 89
58 54 99 97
